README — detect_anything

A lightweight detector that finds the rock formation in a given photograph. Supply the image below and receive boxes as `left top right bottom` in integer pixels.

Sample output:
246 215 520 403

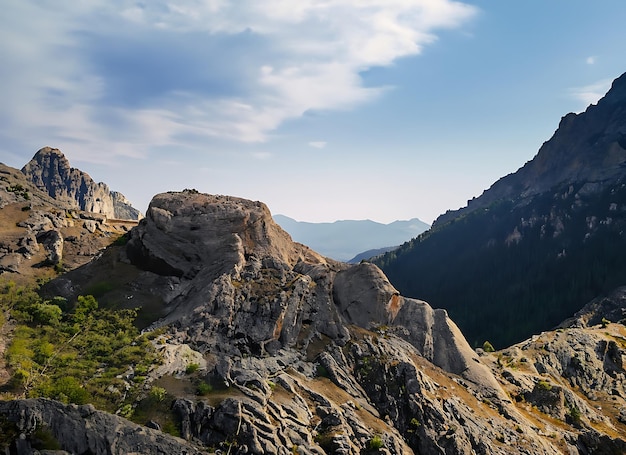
0 161 137 282
435 72 626 227
0 398 202 454
21 147 142 220
12 189 621 454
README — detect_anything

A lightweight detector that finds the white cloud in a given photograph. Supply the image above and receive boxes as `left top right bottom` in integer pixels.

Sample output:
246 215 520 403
0 0 477 159
308 141 328 149
586 56 596 65
570 78 612 109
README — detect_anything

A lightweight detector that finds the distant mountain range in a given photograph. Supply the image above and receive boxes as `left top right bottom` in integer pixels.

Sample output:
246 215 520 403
273 214 430 262
376 71 626 349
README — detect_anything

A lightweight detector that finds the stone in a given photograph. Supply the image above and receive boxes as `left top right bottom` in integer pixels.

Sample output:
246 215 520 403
21 147 142 220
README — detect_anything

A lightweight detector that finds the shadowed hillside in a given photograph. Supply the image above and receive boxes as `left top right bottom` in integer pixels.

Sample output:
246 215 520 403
376 72 626 349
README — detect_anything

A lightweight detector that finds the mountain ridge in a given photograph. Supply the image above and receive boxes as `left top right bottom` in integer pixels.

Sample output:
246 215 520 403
3 86 626 455
435 72 626 228
21 146 142 221
376 71 626 349
274 214 429 262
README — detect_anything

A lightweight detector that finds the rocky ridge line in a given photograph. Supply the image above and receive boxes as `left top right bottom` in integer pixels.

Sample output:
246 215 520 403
21 147 142 221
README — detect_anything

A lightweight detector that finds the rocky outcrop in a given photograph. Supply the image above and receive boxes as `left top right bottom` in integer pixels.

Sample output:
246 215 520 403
482 321 626 454
333 263 506 400
21 147 142 220
375 72 626 349
0 398 201 454
562 286 626 328
0 161 137 281
34 190 626 454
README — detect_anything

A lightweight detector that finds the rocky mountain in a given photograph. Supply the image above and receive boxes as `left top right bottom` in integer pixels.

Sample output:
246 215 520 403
0 160 137 283
375 71 626 349
435 72 626 228
21 147 142 221
273 215 429 262
2 189 626 454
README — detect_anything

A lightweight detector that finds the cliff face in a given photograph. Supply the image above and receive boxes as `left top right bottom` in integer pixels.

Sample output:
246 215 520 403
19 190 624 455
21 147 142 220
436 72 626 227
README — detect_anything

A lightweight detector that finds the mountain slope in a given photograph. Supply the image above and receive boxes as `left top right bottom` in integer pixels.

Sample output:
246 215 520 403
375 72 626 349
274 214 429 261
0 161 136 283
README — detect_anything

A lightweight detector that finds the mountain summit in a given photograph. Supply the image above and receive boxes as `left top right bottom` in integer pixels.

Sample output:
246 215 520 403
436 72 626 227
21 147 142 220
376 71 626 348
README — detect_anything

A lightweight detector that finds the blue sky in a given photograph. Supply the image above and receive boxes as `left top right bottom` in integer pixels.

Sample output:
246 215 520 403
1 1 626 224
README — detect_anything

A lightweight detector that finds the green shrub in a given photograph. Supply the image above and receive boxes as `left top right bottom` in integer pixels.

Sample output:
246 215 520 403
185 363 200 374
568 405 582 427
149 386 167 402
2 287 158 412
31 427 60 450
197 382 213 395
601 317 610 328
369 435 384 450
31 303 62 326
482 341 495 352
118 404 134 419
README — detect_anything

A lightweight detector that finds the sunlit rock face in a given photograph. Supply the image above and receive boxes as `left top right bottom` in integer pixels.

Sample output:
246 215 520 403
6 188 626 454
21 146 142 220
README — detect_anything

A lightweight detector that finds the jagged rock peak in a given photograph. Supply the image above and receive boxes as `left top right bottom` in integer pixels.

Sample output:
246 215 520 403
603 71 626 104
434 71 626 227
21 146 142 220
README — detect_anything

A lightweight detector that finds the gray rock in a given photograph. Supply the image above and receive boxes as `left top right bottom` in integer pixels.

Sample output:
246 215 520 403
12 189 626 455
0 398 202 454
21 147 142 220
36 230 63 265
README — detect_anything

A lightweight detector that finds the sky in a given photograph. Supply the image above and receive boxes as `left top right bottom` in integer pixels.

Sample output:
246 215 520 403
1 1 626 225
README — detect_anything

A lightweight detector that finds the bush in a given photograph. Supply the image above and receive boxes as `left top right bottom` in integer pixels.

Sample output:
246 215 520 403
369 435 384 450
149 386 167 402
536 380 552 391
185 363 200 374
482 341 495 352
31 303 62 326
197 382 213 395
3 287 159 412
568 405 582 427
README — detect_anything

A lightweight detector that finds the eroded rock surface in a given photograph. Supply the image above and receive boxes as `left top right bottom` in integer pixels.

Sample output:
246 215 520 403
0 162 137 282
4 190 626 454
0 398 201 454
21 147 142 220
